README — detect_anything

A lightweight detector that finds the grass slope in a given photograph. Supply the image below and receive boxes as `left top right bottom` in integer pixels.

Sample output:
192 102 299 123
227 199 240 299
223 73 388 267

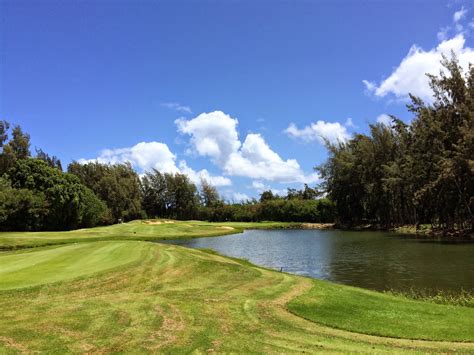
0 241 148 290
0 220 298 249
0 236 473 353
288 279 474 342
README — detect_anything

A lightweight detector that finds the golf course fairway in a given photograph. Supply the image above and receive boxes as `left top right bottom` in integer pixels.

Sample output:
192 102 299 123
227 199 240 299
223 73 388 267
0 221 473 353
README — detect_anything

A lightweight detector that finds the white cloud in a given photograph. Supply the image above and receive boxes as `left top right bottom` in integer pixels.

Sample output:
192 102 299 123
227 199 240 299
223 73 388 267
175 111 240 165
376 114 392 126
80 141 180 173
231 192 250 202
79 141 230 187
362 79 376 93
364 34 474 102
284 120 350 145
227 134 320 183
178 161 232 187
176 111 319 184
453 7 467 23
437 7 470 41
251 180 286 196
437 26 450 41
345 117 357 128
252 180 266 191
161 102 192 114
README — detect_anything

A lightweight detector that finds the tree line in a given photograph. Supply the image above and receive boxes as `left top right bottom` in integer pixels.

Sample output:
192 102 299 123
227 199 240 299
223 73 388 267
133 169 334 223
194 183 334 223
319 57 473 232
0 124 333 230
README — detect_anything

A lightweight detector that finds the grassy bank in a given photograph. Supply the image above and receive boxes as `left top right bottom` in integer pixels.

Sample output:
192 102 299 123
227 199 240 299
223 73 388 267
0 221 473 352
288 279 474 341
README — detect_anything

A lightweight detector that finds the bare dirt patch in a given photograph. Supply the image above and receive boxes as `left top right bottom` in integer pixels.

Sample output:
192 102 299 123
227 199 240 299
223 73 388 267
148 304 185 350
0 336 29 353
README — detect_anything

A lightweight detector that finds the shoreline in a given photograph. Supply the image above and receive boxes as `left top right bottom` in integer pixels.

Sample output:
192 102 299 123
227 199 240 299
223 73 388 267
333 223 474 241
252 221 473 242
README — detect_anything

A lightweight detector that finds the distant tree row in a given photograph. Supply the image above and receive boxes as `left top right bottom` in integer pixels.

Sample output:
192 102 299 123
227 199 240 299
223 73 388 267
140 169 334 222
196 197 334 223
319 57 473 232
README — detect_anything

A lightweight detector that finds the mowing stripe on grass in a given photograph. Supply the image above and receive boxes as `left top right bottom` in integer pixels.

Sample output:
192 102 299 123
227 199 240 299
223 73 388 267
0 241 148 290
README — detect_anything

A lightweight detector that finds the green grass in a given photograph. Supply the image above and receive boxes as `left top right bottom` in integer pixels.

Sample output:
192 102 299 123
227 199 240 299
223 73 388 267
385 288 474 307
287 279 474 342
0 221 473 352
0 241 148 290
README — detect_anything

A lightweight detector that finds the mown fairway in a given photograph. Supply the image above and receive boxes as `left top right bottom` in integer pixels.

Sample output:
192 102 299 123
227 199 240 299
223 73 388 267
0 222 473 353
0 242 148 290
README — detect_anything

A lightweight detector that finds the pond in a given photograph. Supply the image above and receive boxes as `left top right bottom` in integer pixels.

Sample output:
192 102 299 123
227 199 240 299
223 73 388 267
161 229 474 294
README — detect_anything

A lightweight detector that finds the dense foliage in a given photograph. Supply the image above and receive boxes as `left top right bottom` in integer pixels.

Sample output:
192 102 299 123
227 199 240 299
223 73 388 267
140 170 199 220
139 169 334 222
319 58 473 232
197 194 334 223
200 199 334 223
1 159 108 230
0 123 108 230
68 161 142 222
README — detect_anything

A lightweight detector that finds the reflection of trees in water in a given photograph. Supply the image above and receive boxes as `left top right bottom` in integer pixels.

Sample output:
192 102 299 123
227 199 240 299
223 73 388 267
165 229 474 294
323 231 474 293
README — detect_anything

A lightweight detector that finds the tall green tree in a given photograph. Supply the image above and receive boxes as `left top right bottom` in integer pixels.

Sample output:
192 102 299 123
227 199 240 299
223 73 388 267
200 178 220 207
140 170 199 220
4 159 107 230
68 161 142 222
0 122 31 175
36 148 62 171
318 57 473 232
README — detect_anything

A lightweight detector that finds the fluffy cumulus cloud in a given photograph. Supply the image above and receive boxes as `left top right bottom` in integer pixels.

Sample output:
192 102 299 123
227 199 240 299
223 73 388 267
284 120 350 145
176 111 320 184
364 34 474 102
175 111 241 165
178 161 232 187
80 142 180 173
79 141 231 187
226 133 320 183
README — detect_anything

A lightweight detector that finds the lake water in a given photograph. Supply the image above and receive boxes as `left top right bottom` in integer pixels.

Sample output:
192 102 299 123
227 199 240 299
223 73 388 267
161 229 474 293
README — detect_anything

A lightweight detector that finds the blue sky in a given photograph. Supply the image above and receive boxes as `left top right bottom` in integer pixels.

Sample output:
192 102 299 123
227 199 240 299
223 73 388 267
2 0 474 200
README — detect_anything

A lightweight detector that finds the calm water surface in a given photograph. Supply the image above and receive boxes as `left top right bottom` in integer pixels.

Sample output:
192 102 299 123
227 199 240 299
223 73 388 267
162 229 474 293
